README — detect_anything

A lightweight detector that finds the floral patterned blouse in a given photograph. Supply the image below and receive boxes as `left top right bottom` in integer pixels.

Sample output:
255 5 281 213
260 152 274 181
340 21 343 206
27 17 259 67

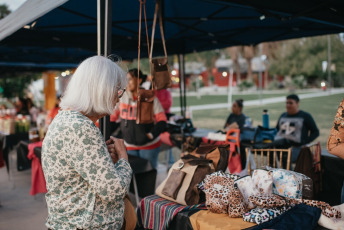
42 110 132 230
328 99 344 154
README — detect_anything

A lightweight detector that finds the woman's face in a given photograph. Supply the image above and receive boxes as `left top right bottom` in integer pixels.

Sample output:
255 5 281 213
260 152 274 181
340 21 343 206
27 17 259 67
126 73 137 93
232 102 241 114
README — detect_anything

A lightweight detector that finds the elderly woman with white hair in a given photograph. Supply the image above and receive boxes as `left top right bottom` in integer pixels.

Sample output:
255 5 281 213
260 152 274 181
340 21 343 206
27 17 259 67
42 56 132 230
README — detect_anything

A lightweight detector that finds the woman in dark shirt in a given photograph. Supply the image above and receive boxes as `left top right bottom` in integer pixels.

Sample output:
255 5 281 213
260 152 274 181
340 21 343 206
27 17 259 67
224 99 246 132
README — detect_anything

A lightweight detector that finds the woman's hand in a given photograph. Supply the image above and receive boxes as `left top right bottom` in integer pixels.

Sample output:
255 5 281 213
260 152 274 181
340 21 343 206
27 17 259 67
106 136 129 163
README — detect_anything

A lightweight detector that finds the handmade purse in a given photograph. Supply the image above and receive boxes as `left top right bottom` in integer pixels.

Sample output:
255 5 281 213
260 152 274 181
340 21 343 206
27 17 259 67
198 171 240 191
267 167 312 199
227 186 248 217
190 143 230 171
149 1 171 90
243 206 290 224
251 169 273 195
204 176 234 214
235 176 259 209
136 89 155 124
156 156 214 205
136 0 156 125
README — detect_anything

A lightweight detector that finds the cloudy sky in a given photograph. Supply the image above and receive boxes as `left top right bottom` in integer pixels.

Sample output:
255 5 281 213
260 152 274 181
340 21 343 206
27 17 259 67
0 0 26 11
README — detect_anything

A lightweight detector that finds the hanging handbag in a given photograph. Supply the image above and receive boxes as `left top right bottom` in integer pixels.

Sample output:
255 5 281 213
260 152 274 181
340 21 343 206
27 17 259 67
136 0 155 124
149 1 172 90
136 89 155 124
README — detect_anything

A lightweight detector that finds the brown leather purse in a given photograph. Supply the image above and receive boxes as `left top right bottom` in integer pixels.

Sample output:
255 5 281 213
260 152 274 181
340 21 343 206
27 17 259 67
136 0 155 124
136 89 155 124
190 143 230 172
149 1 172 90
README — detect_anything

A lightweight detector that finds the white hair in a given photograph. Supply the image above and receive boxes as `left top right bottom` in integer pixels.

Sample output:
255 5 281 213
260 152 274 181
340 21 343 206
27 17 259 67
60 55 127 116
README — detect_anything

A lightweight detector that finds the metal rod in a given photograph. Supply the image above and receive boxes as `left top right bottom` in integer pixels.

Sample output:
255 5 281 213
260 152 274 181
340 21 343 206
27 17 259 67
327 35 332 94
97 0 112 140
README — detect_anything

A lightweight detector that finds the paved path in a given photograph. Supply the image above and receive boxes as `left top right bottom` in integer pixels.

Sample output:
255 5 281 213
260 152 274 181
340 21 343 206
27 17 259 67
170 88 344 112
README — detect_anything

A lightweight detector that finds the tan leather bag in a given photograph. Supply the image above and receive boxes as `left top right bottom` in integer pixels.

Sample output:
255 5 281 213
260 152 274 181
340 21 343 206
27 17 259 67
189 143 230 172
156 157 214 205
136 89 155 124
121 195 137 230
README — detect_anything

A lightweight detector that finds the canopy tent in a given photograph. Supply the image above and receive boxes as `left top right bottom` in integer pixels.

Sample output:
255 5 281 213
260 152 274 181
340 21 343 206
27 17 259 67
1 0 344 65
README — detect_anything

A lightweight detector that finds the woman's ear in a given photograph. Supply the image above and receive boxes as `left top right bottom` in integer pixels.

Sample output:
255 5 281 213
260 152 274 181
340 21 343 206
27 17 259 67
139 78 143 85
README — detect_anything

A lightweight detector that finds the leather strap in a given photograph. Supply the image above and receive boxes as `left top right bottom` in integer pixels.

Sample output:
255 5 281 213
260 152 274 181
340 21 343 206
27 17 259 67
149 0 167 61
137 0 153 94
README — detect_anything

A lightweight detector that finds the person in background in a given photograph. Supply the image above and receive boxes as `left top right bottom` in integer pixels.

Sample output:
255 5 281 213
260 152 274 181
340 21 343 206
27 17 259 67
224 99 246 132
327 98 344 203
111 68 167 169
15 97 29 115
156 88 174 166
46 95 61 126
274 94 319 148
42 56 132 229
156 88 172 116
26 98 39 125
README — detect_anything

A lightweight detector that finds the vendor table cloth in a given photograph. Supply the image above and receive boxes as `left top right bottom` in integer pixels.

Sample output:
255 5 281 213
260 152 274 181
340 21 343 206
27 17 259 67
137 195 206 230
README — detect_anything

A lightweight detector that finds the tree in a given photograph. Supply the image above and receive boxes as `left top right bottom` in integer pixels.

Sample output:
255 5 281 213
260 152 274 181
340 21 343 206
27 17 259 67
269 35 344 87
0 72 41 99
0 4 10 19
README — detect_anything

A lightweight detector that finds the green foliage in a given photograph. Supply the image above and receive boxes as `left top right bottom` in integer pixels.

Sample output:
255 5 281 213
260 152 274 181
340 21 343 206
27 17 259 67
0 4 10 19
238 80 254 91
0 72 41 98
269 35 344 86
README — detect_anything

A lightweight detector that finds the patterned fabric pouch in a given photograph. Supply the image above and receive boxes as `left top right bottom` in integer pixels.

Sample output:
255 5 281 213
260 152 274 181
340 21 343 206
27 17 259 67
270 168 302 199
248 194 287 209
251 169 273 195
228 185 248 217
198 171 240 191
287 198 342 219
243 206 291 224
267 167 312 199
235 176 258 209
204 176 234 214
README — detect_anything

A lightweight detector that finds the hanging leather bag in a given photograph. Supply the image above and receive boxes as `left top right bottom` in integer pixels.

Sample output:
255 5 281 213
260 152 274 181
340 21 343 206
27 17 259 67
150 1 171 90
136 89 155 124
136 0 155 124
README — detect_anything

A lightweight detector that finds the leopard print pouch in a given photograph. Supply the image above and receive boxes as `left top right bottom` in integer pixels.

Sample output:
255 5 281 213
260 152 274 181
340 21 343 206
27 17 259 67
287 198 342 219
248 194 287 208
204 176 234 214
198 171 240 191
228 186 248 217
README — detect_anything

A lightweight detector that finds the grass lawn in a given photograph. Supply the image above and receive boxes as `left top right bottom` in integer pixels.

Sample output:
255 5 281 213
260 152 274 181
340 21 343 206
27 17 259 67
191 93 344 148
171 91 310 108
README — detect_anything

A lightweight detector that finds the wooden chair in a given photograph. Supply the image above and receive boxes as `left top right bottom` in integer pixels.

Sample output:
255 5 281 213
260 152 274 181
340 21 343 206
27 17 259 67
245 147 292 175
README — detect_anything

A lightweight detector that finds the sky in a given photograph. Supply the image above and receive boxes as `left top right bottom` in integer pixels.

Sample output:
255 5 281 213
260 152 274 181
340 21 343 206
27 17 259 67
0 0 26 11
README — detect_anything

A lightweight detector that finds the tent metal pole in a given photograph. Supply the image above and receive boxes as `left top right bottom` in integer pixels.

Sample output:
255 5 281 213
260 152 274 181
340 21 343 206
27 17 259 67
183 54 186 117
178 54 186 117
97 0 112 140
327 35 332 94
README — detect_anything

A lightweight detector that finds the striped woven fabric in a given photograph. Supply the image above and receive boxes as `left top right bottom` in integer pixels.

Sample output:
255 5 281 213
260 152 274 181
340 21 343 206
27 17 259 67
137 195 206 230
